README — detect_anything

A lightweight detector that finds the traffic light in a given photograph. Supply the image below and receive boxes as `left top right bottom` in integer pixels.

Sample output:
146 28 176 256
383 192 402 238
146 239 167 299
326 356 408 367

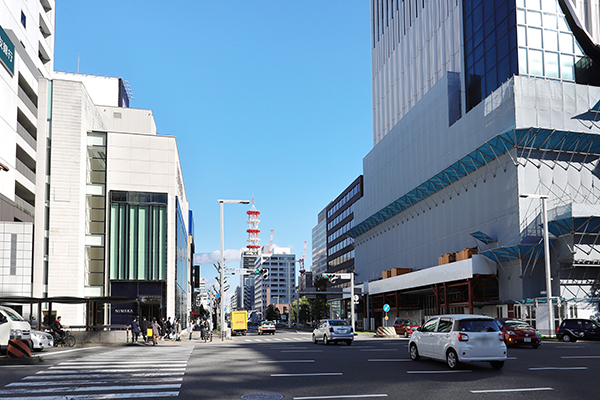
254 268 268 280
322 273 338 283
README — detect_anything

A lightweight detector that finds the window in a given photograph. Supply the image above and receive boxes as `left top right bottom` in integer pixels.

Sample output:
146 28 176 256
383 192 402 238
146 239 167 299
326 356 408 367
422 318 438 332
437 318 453 333
21 11 26 28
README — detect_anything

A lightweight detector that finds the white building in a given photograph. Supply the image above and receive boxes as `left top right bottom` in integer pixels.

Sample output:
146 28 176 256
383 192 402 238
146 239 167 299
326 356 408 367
0 0 55 315
349 0 600 334
253 245 295 317
33 72 192 327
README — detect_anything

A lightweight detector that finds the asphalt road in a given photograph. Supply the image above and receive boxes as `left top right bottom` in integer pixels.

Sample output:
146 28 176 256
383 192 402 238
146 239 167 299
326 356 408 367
0 330 599 399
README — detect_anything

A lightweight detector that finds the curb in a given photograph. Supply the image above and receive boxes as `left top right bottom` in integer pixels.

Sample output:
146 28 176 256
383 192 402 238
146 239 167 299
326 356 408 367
0 356 41 366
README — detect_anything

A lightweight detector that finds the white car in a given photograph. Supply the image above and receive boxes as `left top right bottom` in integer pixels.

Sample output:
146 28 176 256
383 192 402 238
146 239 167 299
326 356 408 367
312 319 354 345
30 330 54 351
409 314 507 369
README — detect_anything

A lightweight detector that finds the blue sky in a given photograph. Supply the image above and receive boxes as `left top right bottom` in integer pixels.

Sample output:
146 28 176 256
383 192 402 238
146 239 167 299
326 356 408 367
54 1 373 290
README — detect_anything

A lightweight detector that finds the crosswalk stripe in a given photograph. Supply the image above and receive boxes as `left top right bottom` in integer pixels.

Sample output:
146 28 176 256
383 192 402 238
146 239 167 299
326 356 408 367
8 378 183 387
0 392 180 399
26 372 185 380
0 384 181 395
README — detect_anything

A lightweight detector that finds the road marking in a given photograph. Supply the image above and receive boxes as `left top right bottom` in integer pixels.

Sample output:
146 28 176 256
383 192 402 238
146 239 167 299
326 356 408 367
281 350 323 353
258 360 315 363
294 395 388 399
0 383 181 395
58 360 188 365
8 377 183 386
407 370 472 374
529 367 588 370
27 372 186 379
470 388 553 393
507 357 518 360
368 359 411 362
555 346 584 349
270 346 308 350
51 363 186 369
39 368 187 374
33 347 102 356
0 392 180 399
561 355 600 359
360 349 398 352
341 346 374 349
272 373 342 377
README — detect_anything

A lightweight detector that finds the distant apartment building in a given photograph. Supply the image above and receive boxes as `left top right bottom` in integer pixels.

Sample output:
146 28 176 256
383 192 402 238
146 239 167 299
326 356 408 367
253 245 295 316
33 72 192 327
240 250 258 310
311 210 327 278
0 0 55 316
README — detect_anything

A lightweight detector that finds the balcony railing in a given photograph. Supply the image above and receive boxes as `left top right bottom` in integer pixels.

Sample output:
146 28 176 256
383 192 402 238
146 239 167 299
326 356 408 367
16 159 36 183
14 195 35 217
17 122 37 150
18 87 37 115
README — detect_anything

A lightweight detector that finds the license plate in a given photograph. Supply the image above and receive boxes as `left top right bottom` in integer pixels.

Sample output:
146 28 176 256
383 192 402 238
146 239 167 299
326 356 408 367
524 338 531 342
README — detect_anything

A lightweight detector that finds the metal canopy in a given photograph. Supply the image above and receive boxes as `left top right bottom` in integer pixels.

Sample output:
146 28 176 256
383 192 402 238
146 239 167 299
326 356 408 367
348 128 600 239
480 241 555 263
548 216 600 236
470 231 496 244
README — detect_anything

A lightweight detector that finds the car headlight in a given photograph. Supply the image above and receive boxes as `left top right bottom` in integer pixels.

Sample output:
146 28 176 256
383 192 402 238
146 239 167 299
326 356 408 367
508 331 516 335
10 329 23 340
32 332 43 339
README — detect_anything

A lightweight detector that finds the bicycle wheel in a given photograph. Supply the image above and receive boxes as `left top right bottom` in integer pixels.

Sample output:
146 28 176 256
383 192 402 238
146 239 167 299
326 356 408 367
64 335 76 347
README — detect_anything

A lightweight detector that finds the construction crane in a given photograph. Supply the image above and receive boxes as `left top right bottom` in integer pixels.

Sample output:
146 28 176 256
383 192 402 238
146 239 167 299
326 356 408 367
269 229 274 254
299 240 307 275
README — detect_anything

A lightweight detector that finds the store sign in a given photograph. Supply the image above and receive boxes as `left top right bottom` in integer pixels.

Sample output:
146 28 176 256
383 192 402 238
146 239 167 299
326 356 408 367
115 309 133 314
0 25 15 75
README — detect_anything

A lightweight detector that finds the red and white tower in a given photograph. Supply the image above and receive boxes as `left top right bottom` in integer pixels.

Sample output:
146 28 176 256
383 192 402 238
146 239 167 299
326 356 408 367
246 199 261 253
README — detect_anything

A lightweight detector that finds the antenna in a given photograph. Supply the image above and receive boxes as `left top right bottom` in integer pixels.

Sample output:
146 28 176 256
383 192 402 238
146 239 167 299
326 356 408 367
269 229 274 254
299 240 307 274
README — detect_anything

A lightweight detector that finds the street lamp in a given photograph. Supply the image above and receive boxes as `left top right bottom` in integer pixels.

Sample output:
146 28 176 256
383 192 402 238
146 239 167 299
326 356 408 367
218 199 250 338
520 193 554 337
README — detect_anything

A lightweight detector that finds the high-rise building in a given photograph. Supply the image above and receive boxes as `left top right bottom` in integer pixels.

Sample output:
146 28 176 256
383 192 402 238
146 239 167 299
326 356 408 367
349 0 600 333
253 245 295 317
311 210 327 277
34 73 191 327
0 0 55 315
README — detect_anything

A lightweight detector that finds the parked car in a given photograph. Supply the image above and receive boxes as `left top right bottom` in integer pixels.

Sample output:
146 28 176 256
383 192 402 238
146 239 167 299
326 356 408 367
258 320 276 335
409 314 507 369
393 318 419 337
557 318 600 342
312 319 353 345
495 318 541 348
30 330 54 351
0 306 31 355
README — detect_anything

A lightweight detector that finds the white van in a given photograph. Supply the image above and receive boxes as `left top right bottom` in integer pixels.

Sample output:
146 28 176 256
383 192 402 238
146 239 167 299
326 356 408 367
0 306 32 354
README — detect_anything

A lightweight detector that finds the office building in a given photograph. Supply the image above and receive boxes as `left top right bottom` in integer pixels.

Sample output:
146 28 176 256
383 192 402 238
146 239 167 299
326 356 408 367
0 0 54 315
253 245 295 317
311 210 327 278
34 72 192 327
349 0 600 333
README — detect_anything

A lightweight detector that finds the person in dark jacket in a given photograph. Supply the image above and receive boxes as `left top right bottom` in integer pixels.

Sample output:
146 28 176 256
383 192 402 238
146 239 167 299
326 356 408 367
140 317 149 343
151 318 160 345
159 317 166 340
131 317 140 343
165 317 172 340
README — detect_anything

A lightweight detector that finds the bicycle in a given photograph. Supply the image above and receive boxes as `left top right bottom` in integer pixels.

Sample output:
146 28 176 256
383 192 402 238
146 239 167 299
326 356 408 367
52 331 76 347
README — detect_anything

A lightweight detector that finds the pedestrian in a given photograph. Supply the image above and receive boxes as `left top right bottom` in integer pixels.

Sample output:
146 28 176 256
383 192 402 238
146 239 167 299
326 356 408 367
140 317 149 343
189 318 195 340
131 317 140 343
159 317 166 340
165 317 172 340
151 318 160 345
175 317 182 341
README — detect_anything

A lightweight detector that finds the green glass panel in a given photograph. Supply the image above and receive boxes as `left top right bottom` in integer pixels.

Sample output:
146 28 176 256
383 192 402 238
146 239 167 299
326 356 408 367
129 206 137 279
138 206 147 280
109 205 119 279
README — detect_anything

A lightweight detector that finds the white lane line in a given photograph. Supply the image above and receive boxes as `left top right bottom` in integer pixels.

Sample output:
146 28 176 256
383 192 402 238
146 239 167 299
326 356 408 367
270 347 308 350
8 377 183 386
33 347 102 356
51 364 186 369
258 360 315 363
294 395 388 399
507 357 518 360
360 349 397 352
368 359 411 362
407 370 472 374
0 383 181 395
281 350 323 353
561 355 600 359
38 368 186 374
470 388 553 393
272 373 343 377
555 346 584 349
529 367 588 370
27 372 185 379
341 346 374 349
0 392 180 399
58 360 187 365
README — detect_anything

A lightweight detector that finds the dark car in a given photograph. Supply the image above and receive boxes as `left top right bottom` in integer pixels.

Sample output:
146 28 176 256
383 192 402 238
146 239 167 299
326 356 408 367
495 318 541 348
393 318 419 337
557 318 600 342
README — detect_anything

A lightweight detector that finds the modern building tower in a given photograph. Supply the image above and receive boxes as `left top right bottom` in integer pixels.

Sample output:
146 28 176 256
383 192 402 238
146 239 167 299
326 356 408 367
349 0 600 333
253 245 295 317
311 210 327 278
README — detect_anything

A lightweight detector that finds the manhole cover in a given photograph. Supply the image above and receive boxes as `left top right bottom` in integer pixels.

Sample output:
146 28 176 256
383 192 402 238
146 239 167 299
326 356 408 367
241 393 284 400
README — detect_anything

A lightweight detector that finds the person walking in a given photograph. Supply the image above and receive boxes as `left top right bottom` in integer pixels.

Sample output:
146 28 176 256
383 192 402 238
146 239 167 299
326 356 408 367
131 317 140 343
175 317 182 341
140 317 149 343
151 318 160 346
188 318 195 340
159 317 166 341
165 317 172 340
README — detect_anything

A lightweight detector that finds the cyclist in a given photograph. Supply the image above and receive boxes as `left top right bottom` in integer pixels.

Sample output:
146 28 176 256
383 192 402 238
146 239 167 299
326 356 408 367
52 316 66 341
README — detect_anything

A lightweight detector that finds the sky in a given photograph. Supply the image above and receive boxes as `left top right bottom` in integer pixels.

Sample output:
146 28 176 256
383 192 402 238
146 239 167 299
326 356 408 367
54 1 373 292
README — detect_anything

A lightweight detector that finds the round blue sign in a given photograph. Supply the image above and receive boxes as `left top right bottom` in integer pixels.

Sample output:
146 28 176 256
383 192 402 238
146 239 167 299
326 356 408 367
383 304 390 313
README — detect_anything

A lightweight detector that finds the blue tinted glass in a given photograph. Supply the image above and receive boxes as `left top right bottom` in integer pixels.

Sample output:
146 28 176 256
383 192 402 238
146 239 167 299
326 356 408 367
486 45 497 70
475 57 485 76
474 27 484 47
474 43 484 61
496 17 509 38
483 0 495 20
473 4 483 31
486 66 497 94
497 33 509 59
485 32 496 51
484 16 495 37
497 55 511 82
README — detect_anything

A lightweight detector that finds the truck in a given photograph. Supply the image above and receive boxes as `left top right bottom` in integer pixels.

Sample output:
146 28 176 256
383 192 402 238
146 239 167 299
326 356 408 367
230 310 248 336
0 306 32 354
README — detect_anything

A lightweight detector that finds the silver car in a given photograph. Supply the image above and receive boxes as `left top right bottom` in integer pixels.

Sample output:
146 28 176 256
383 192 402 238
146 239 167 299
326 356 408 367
30 330 54 351
312 319 354 345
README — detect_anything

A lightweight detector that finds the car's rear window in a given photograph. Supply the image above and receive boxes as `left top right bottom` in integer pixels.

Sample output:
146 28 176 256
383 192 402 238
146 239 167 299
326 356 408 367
329 320 349 326
458 319 499 332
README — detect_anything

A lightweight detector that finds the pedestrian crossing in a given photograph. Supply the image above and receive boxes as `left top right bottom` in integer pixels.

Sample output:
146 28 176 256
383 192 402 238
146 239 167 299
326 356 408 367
0 346 193 399
242 336 310 343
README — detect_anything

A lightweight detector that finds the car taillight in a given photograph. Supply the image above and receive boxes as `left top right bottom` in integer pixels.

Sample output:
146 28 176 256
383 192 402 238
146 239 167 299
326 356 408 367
458 333 469 342
330 327 334 332
499 332 504 341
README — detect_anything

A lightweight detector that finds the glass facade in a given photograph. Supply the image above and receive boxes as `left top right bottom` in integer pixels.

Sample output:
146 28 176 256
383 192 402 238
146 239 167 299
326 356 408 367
109 191 167 281
175 198 188 323
463 0 518 111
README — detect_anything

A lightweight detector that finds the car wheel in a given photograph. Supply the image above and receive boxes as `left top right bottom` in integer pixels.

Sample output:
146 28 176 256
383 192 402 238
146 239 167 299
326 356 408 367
272 332 275 335
532 344 540 349
490 361 504 370
409 343 420 361
562 334 575 342
446 349 459 370
323 335 329 345
312 334 318 344
346 340 353 346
